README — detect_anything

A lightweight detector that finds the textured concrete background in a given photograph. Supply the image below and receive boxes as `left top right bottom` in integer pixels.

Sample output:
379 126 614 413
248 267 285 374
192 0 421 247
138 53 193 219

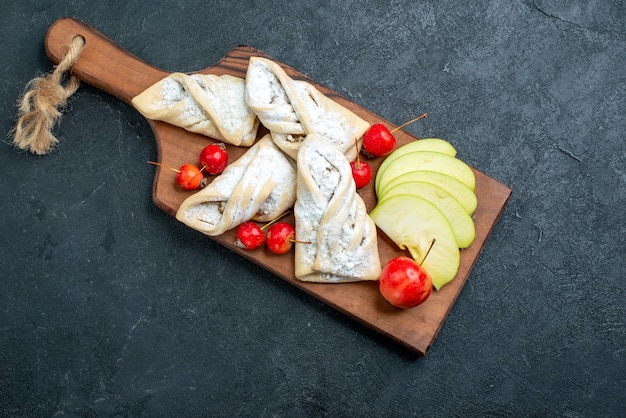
1 1 624 416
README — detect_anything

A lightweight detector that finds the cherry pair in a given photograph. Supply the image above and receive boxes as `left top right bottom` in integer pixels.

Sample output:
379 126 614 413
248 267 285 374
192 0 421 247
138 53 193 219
236 220 296 255
148 142 228 190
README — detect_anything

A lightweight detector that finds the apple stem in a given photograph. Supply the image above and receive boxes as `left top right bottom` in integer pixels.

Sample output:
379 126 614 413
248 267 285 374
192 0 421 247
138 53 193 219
260 211 291 231
147 160 179 173
390 113 428 134
419 238 436 266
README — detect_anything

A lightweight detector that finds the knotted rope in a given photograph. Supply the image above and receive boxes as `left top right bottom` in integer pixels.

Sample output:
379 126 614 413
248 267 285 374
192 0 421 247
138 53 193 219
11 35 85 155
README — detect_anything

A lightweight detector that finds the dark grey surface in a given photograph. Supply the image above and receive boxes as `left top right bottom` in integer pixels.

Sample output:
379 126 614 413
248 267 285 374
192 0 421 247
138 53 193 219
1 1 624 416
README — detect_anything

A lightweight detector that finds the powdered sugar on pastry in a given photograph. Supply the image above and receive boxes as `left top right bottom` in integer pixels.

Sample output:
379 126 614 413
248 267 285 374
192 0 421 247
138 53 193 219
245 57 370 160
132 73 259 147
176 135 296 236
294 134 381 283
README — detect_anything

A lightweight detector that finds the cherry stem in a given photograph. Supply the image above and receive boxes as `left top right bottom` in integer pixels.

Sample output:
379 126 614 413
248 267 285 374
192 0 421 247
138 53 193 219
419 238 436 266
147 160 179 173
353 137 362 168
290 238 311 244
260 211 291 231
390 113 428 134
187 165 206 185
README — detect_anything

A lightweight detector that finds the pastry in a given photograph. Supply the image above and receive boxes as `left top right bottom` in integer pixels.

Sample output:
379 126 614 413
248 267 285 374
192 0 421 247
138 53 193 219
245 57 370 160
132 72 259 147
294 134 381 283
176 134 296 236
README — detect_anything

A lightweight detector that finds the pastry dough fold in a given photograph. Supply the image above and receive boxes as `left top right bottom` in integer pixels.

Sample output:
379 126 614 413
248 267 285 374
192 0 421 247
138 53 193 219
132 73 259 146
294 134 381 283
176 135 296 236
245 57 370 160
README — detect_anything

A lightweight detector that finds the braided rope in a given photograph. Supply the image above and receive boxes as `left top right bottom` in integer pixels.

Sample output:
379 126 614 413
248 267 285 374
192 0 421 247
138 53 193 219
11 35 85 155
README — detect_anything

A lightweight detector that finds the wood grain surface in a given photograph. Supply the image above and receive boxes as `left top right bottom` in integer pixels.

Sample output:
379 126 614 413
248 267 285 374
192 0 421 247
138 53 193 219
45 17 511 354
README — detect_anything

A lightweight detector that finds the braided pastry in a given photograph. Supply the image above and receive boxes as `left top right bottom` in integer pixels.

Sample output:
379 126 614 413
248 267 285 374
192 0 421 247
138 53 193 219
294 134 381 283
132 72 259 147
176 135 296 236
245 57 370 160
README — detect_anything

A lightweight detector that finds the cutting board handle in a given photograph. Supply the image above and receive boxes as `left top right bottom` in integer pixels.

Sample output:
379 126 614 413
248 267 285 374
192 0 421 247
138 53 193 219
45 17 168 104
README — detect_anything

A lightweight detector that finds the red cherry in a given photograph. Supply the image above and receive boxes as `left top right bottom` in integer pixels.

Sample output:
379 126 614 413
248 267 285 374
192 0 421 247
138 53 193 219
176 163 205 190
363 114 428 158
266 222 296 254
199 143 228 175
379 256 432 309
349 137 372 188
363 124 396 157
148 161 204 190
235 221 265 250
350 159 372 188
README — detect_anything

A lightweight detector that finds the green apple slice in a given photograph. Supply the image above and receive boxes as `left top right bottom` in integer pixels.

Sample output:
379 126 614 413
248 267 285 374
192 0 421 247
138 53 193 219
375 151 476 195
376 138 457 189
376 181 475 248
370 194 460 290
378 170 478 215
399 137 457 157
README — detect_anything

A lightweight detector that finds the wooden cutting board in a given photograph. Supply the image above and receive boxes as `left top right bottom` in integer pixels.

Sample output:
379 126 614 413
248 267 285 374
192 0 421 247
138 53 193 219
45 17 511 355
